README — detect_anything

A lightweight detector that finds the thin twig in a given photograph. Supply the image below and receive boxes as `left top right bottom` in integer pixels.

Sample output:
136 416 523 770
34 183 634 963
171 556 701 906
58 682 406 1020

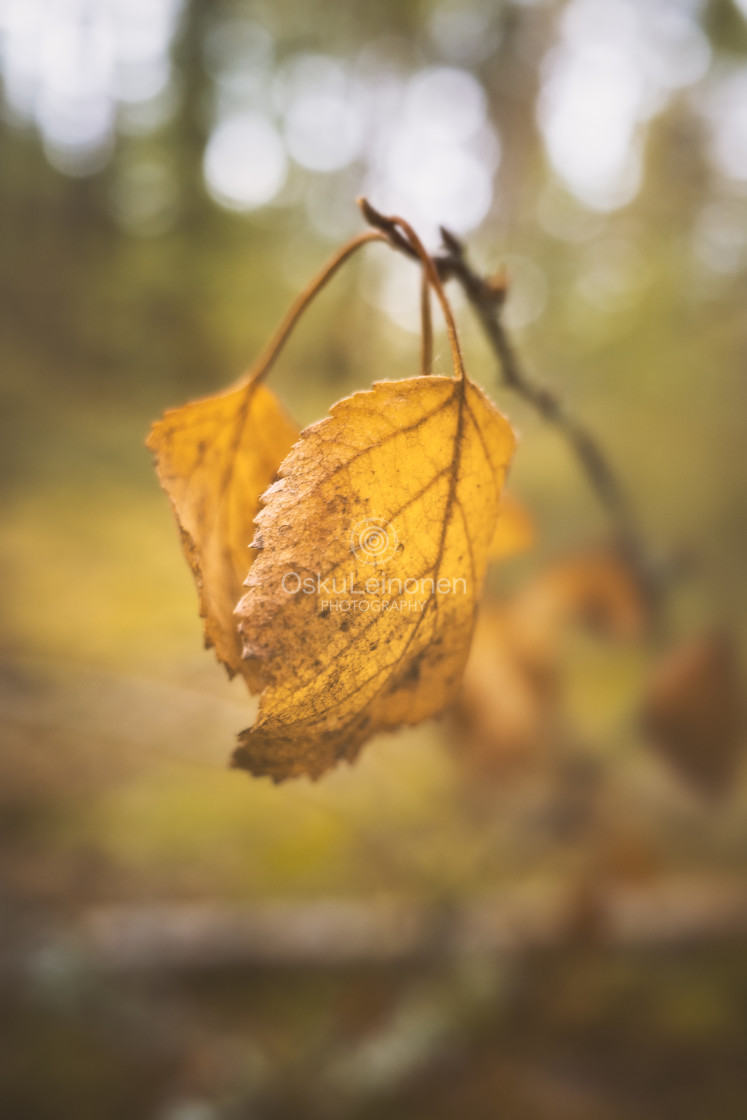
358 198 660 602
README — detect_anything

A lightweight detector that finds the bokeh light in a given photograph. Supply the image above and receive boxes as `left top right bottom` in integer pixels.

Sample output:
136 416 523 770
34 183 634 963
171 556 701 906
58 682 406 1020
203 112 287 211
538 0 710 212
702 65 747 182
0 0 182 174
279 54 365 173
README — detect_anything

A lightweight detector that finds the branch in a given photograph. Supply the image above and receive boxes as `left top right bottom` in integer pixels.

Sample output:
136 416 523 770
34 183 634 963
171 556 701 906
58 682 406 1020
8 879 744 975
358 198 663 604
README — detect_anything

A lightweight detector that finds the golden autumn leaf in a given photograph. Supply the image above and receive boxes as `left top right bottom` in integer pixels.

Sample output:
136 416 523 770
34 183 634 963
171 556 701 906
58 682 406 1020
146 377 299 685
232 375 517 781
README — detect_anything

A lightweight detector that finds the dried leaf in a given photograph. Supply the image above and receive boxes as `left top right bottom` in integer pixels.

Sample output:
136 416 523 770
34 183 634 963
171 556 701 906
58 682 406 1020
233 375 516 781
147 377 299 684
453 603 555 777
506 547 648 673
642 632 744 796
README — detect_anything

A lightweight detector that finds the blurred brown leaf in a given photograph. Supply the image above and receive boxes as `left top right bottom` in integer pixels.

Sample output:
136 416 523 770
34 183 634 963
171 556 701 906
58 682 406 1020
454 601 556 777
487 492 534 561
642 632 744 797
454 547 649 777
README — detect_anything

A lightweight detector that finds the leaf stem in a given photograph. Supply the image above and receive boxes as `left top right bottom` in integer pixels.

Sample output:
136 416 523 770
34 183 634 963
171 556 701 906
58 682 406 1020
419 268 433 377
249 229 387 387
358 199 466 380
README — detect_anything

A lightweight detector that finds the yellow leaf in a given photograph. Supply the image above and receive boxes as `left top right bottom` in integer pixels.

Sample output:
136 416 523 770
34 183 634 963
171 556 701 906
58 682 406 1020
233 375 516 781
146 377 299 685
488 492 534 560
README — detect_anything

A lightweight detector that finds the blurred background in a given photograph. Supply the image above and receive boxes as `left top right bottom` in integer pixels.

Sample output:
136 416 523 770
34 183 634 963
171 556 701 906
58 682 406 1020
1 0 747 1116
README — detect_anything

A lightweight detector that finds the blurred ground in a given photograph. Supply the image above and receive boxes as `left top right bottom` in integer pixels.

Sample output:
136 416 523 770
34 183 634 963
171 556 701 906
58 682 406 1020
1 0 746 1116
